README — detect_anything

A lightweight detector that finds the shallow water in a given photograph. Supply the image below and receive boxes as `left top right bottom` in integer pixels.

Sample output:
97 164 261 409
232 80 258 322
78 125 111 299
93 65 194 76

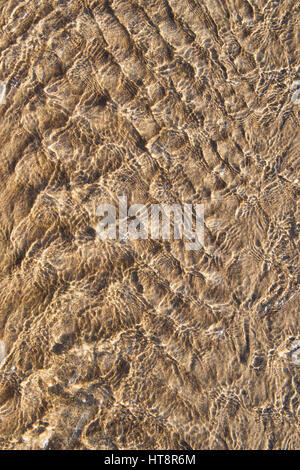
0 0 299 450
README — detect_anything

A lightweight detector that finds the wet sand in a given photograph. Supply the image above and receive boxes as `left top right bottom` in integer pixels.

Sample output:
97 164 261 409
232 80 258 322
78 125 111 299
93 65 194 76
0 0 299 450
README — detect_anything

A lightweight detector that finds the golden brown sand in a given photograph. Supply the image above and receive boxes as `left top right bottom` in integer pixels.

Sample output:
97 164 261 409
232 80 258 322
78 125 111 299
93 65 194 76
0 0 299 450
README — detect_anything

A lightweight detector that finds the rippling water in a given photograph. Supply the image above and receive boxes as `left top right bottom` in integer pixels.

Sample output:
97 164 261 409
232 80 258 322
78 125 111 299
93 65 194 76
0 0 299 450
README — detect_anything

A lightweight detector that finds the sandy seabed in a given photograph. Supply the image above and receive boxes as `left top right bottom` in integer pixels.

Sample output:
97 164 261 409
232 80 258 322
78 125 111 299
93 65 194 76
0 0 299 450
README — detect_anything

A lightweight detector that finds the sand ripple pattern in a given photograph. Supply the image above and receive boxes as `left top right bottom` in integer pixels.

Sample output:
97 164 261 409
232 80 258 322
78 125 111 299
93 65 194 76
0 0 299 450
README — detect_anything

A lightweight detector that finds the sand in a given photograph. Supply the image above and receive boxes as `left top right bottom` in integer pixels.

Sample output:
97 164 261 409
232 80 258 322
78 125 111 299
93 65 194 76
0 0 299 450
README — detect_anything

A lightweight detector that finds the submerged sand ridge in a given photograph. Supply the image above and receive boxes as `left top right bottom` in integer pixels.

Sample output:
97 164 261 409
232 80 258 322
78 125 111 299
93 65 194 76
0 0 299 450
